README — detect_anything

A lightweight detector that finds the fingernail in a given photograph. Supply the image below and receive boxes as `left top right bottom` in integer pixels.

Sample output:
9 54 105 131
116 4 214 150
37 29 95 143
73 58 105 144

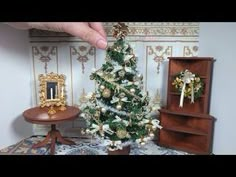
96 39 107 49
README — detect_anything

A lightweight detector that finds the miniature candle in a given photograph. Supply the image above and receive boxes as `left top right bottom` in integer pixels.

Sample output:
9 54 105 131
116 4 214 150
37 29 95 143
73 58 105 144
55 85 58 98
61 86 64 97
50 88 53 100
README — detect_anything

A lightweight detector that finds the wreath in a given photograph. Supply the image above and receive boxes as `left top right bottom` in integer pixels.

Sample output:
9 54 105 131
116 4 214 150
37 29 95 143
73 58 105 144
172 69 204 107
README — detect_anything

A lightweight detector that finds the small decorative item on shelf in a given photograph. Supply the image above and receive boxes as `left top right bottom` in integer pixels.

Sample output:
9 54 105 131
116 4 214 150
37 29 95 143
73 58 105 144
81 22 162 155
172 69 204 107
38 72 67 115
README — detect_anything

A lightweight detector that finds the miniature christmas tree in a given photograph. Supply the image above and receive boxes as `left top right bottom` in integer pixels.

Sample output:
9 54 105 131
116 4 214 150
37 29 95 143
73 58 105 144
81 22 162 151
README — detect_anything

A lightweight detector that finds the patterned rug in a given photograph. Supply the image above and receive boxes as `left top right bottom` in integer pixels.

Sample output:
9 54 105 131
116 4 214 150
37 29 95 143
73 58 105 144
0 136 190 155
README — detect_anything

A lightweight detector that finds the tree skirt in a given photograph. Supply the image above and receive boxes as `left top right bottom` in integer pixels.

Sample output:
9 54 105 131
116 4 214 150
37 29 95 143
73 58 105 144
0 136 190 155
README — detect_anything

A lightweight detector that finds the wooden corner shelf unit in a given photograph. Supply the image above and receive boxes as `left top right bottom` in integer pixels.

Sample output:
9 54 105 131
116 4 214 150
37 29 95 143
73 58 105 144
158 57 215 155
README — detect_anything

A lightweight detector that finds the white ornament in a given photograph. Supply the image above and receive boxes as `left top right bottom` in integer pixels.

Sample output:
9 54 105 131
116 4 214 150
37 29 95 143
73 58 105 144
137 73 143 80
130 88 135 93
85 129 90 134
116 104 122 110
100 85 105 90
101 107 107 113
141 142 146 146
81 129 86 135
91 68 97 73
119 92 126 98
149 133 155 137
80 113 85 118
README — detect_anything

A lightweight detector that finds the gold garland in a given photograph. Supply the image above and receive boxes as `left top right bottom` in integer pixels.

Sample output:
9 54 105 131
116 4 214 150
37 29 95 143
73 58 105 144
95 70 142 101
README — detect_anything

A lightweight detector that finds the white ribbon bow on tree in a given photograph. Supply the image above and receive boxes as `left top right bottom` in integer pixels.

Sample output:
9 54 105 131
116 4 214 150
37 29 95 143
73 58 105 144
111 64 134 74
120 80 140 89
179 69 195 107
112 115 129 127
110 96 130 104
89 123 114 136
124 54 135 63
139 119 163 129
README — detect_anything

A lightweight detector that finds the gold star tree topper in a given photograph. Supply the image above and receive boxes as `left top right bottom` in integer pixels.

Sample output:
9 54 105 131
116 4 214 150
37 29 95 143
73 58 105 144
112 22 129 39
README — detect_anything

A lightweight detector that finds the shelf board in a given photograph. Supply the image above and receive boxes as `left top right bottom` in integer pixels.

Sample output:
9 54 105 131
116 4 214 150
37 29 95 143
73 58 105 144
159 108 214 119
168 57 213 60
170 75 207 79
169 92 205 97
163 126 208 136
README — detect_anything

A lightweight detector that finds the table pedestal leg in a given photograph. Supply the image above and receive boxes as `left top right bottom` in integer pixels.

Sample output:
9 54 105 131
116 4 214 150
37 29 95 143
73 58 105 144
32 124 76 155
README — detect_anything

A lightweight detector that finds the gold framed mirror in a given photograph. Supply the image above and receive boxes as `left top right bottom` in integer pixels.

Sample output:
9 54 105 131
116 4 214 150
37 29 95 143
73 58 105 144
38 72 66 114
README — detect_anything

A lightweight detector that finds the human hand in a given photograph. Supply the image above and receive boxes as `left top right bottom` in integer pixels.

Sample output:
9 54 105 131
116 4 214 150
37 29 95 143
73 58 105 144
7 22 107 49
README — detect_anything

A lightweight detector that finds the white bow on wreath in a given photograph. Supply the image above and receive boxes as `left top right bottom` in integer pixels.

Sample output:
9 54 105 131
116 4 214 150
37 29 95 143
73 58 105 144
179 69 195 107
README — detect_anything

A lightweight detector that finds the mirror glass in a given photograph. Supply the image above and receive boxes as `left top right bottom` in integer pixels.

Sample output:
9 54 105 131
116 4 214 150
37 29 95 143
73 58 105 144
46 82 58 100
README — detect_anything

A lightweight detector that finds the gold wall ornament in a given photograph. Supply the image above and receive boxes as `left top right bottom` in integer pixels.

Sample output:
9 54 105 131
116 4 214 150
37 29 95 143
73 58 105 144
38 72 67 114
147 46 172 74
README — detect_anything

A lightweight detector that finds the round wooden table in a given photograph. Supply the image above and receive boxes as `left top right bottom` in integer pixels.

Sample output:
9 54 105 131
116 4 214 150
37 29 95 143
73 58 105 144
23 106 80 155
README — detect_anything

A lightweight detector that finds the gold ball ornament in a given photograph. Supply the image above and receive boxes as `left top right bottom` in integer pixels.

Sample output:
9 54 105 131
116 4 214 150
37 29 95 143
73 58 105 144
116 129 127 139
102 88 111 98
116 104 122 110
